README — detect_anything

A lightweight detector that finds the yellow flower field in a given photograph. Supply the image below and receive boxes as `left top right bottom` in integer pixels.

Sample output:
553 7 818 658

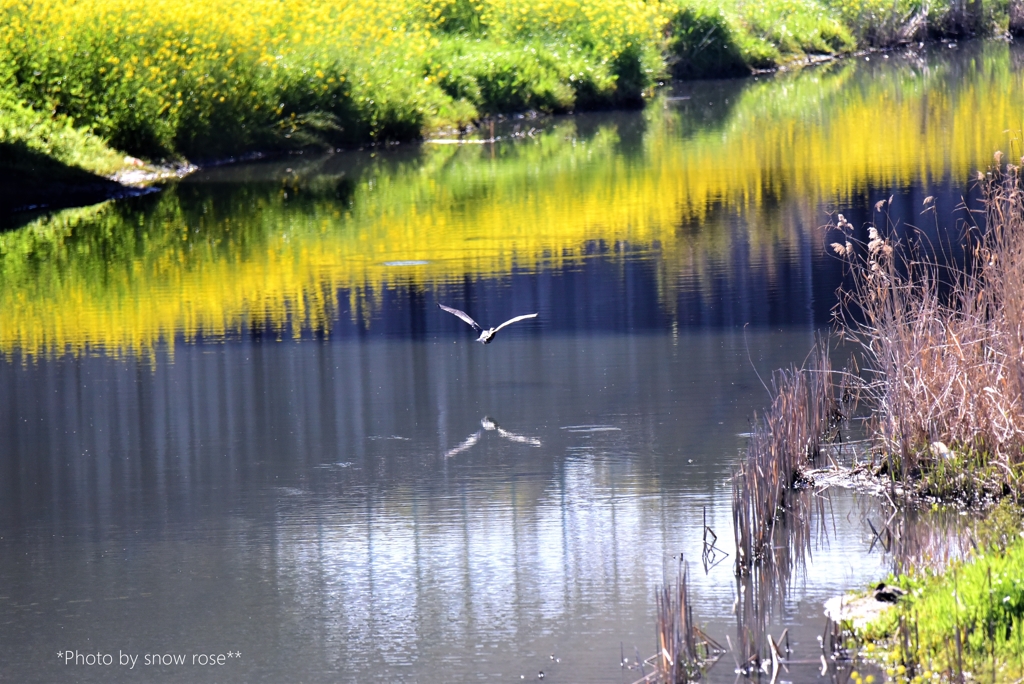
1 0 1009 163
0 0 667 156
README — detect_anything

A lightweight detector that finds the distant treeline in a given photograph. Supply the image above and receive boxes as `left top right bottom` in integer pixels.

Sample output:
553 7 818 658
0 0 1021 171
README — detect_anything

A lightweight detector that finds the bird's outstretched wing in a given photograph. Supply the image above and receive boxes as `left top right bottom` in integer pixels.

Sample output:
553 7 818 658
438 303 481 331
492 313 538 333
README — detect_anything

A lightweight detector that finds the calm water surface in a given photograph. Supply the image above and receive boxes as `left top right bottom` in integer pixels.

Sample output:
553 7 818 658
1 41 1020 682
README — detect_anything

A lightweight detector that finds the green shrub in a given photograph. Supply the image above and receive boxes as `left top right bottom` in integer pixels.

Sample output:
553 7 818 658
426 39 579 114
666 6 750 79
433 0 487 36
665 0 854 79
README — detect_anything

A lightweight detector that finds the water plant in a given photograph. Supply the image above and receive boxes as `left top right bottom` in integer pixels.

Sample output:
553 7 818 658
732 342 843 571
830 156 1024 502
648 560 723 683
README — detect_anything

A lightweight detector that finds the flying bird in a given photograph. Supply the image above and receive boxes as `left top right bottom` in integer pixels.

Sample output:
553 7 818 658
437 303 537 344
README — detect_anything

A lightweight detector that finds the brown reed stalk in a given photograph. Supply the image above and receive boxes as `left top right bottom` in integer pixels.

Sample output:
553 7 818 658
728 340 849 674
652 559 723 683
733 341 841 573
831 157 1024 499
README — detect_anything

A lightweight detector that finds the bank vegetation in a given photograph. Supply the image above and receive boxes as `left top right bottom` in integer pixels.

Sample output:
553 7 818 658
832 158 1024 504
837 157 1024 681
1 0 1022 184
726 155 1024 679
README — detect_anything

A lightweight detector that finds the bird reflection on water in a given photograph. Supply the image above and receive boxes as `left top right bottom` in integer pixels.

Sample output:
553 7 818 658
445 417 542 459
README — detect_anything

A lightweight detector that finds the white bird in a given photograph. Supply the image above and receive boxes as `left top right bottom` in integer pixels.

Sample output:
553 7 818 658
437 303 537 344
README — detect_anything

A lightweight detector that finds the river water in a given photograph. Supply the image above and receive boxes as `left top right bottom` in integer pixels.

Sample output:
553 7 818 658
1 41 1019 683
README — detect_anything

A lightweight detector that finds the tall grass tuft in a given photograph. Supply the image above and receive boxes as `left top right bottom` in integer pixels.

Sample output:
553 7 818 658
733 342 842 572
831 158 1024 502
728 340 850 668
652 560 723 683
731 487 833 674
824 0 928 47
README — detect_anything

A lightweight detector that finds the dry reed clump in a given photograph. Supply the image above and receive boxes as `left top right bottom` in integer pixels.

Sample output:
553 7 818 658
649 560 723 683
831 157 1024 502
732 487 834 674
732 342 846 573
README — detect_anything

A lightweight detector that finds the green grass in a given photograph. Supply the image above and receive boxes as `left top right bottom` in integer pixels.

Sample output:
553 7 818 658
861 503 1024 683
425 38 600 115
665 0 858 80
912 445 1024 505
0 88 124 177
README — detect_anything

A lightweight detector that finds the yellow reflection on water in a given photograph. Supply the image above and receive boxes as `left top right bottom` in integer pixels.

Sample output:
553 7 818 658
1 43 1022 359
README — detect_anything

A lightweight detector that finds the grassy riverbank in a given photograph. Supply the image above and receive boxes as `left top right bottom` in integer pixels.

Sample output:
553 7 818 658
859 503 1024 682
719 137 1024 673
0 0 1020 183
0 88 138 215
